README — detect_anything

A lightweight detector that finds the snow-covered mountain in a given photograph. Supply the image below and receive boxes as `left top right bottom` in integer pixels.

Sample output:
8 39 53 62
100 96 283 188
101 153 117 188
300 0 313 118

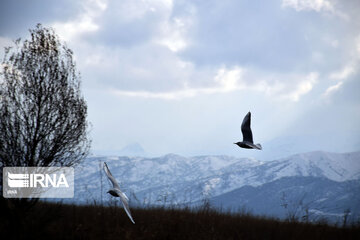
209 176 360 223
119 143 147 156
252 134 360 161
197 151 360 197
71 151 360 222
73 154 260 204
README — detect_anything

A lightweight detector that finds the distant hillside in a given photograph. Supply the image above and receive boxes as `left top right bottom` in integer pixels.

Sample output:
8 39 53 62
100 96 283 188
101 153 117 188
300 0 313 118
119 143 147 156
71 151 360 223
209 176 360 222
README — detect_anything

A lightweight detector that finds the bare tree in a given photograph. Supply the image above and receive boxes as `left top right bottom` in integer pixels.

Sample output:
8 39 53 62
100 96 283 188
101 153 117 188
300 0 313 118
280 192 313 222
0 24 91 212
0 24 90 169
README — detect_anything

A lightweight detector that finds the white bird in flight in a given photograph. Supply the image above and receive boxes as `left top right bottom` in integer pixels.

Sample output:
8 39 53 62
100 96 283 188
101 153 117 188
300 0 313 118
103 162 135 224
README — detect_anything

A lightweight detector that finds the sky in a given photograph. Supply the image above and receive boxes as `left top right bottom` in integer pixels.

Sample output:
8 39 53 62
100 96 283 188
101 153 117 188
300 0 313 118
0 0 359 160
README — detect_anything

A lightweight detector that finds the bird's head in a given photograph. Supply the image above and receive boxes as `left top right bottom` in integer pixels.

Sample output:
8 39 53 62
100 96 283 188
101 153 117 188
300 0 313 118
107 189 118 197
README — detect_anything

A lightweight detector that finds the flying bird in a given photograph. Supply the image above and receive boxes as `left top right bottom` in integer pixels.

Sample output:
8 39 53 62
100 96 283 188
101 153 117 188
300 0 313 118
103 162 135 224
234 112 262 150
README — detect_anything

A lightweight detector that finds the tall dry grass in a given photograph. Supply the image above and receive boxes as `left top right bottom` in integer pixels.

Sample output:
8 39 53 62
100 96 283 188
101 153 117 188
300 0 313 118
0 201 359 240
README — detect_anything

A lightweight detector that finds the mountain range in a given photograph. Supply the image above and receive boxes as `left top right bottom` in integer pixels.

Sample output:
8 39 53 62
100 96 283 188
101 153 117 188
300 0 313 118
71 151 360 223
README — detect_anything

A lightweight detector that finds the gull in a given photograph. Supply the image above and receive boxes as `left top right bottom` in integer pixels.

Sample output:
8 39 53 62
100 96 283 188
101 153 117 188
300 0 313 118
103 162 135 224
234 111 262 150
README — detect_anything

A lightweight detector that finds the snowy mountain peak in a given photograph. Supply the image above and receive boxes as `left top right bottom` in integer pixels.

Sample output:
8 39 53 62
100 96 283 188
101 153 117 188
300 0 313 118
74 151 360 211
268 151 360 182
120 143 146 156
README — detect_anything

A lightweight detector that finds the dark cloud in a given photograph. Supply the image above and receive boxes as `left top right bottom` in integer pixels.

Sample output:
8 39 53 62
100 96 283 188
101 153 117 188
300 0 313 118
0 0 82 37
179 0 356 73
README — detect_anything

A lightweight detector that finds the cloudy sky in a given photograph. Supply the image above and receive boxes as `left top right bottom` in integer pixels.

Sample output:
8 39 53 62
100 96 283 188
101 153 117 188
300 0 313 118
1 0 359 159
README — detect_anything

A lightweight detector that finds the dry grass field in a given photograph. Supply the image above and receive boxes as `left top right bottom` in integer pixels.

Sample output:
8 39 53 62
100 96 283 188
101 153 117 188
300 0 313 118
1 201 359 240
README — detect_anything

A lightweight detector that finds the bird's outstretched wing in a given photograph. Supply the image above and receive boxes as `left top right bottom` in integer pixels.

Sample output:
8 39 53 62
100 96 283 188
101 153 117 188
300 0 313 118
241 112 254 143
104 162 135 224
119 193 135 224
103 162 121 189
